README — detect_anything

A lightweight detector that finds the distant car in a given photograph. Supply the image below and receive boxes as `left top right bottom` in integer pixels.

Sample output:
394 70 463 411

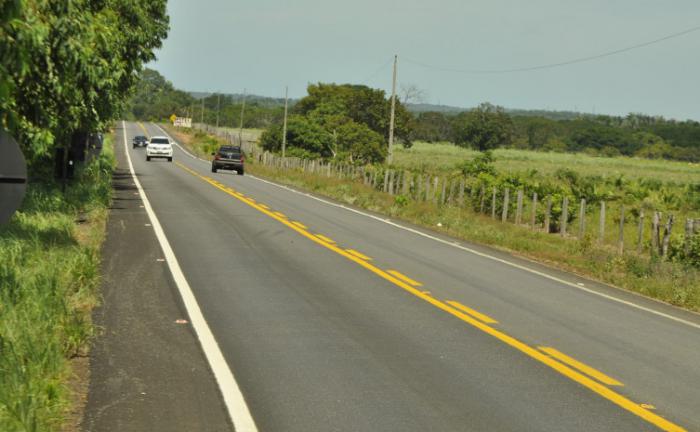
146 136 173 162
132 135 149 148
211 146 244 175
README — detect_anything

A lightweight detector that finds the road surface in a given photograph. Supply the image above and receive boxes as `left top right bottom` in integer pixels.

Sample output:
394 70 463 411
118 121 700 432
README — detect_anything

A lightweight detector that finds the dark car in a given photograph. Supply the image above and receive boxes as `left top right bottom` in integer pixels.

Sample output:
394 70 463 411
211 146 244 175
132 135 149 148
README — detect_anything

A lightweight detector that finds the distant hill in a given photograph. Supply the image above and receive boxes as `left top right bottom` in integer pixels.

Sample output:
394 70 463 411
405 103 464 114
190 91 291 108
190 91 592 121
406 102 588 121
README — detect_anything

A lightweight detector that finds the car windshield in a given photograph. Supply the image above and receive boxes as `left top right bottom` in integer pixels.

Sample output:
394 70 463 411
150 138 169 144
219 147 241 154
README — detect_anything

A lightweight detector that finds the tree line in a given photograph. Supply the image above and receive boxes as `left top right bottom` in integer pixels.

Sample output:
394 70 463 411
1 1 169 175
413 107 700 161
132 68 700 163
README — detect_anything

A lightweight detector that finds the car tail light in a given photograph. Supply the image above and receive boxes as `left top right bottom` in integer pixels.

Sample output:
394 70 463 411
241 154 245 162
215 154 220 160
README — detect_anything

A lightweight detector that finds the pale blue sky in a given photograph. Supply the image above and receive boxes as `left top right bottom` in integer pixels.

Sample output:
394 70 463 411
151 0 700 120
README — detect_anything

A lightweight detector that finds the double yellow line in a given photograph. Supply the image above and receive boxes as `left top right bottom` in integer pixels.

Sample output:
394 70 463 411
177 161 685 432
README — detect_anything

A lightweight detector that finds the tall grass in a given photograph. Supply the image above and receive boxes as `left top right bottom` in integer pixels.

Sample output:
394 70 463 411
0 137 114 431
394 142 700 184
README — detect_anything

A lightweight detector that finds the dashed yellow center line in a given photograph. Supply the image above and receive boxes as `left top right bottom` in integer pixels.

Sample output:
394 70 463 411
315 234 336 244
539 347 623 387
258 204 270 210
345 249 372 261
446 300 498 324
291 221 307 230
175 161 686 432
273 211 287 219
386 270 422 287
138 122 150 138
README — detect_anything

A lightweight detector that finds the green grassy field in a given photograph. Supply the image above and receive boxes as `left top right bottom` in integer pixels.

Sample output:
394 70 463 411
394 142 700 184
0 136 114 431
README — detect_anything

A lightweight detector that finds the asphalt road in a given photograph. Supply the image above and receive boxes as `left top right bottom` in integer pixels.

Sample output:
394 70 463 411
121 121 700 431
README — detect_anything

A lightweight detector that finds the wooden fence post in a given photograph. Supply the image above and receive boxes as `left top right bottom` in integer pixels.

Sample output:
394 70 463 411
448 179 457 205
531 193 538 228
637 210 645 254
544 196 552 233
416 174 423 200
651 211 660 256
383 170 390 192
579 198 586 238
560 197 569 236
684 218 694 255
433 177 439 205
479 186 486 213
458 179 465 207
618 205 625 254
388 170 395 195
502 188 510 222
402 171 410 195
662 214 674 258
599 201 606 244
424 176 431 201
515 190 524 225
491 187 497 219
440 178 447 205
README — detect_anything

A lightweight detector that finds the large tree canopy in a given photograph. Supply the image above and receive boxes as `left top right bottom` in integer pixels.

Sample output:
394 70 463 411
261 83 412 163
452 103 514 151
0 0 169 170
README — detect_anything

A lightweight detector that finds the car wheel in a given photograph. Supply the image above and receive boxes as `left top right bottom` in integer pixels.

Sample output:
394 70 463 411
146 156 151 161
211 165 217 173
238 168 244 176
168 157 173 162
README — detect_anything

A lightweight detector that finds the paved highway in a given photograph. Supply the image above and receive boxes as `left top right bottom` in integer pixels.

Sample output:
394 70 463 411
121 121 700 431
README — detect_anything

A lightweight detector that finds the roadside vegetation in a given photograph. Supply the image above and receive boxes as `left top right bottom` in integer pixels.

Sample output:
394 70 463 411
0 136 114 431
2 2 169 430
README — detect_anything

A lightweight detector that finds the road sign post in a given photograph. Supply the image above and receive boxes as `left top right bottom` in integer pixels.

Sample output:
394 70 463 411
0 129 28 225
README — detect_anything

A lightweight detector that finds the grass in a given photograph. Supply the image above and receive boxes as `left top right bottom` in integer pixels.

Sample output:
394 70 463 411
394 142 700 184
0 136 114 431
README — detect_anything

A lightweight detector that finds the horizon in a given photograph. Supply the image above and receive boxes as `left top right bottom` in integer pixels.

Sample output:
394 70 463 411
150 0 700 122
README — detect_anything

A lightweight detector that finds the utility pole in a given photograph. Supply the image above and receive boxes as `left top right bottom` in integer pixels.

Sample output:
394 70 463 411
387 54 398 165
238 89 247 145
200 96 204 125
215 93 221 128
282 86 289 158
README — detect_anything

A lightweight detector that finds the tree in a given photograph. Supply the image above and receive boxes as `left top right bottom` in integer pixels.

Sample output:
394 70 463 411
1 0 169 172
335 120 387 164
261 115 333 158
413 111 453 142
399 84 427 105
295 83 414 146
452 103 513 151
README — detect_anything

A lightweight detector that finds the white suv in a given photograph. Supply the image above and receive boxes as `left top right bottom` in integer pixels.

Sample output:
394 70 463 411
146 136 173 162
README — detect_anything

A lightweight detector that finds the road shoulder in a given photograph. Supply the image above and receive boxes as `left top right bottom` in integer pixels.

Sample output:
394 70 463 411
81 126 231 432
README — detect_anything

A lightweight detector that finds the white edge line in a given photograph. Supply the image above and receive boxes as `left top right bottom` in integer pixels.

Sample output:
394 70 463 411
124 121 258 431
153 123 700 331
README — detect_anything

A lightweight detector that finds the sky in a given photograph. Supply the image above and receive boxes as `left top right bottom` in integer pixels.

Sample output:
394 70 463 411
150 0 700 120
